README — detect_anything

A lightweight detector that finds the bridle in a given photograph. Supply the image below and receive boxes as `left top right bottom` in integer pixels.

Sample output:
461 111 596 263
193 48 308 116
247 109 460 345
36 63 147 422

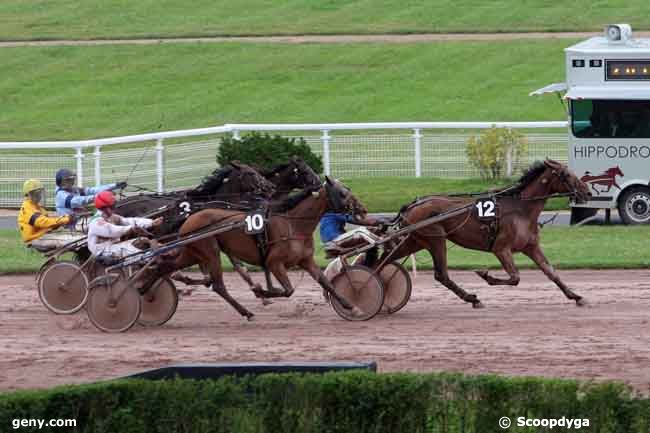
521 167 581 201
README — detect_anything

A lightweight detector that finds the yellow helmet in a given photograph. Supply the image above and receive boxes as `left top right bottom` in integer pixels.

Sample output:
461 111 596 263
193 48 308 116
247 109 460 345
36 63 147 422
23 179 44 195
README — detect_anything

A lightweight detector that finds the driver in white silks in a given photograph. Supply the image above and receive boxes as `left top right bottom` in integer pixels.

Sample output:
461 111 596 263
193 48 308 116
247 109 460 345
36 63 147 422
87 190 163 259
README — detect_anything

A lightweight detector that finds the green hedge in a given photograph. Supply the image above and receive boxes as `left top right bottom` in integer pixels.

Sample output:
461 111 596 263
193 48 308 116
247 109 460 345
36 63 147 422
1 371 648 433
217 132 323 174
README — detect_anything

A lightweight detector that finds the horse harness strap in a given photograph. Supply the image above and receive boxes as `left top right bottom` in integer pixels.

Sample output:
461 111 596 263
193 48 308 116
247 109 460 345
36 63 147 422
474 195 500 251
253 206 270 266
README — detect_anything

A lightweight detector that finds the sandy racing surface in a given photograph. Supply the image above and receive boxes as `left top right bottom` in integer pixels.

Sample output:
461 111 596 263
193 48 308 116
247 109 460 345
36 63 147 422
2 269 650 391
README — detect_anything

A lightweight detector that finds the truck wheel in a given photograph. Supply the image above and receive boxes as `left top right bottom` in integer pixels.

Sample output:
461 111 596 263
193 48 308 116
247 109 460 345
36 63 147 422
618 187 650 225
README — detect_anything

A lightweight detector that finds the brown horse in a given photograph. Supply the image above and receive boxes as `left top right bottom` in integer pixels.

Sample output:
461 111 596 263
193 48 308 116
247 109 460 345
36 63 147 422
137 177 368 320
382 160 591 308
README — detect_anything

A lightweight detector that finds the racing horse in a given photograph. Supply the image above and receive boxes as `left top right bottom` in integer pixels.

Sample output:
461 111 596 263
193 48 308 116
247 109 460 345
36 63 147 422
115 158 321 231
115 161 276 233
116 159 321 292
383 160 591 308
136 177 368 320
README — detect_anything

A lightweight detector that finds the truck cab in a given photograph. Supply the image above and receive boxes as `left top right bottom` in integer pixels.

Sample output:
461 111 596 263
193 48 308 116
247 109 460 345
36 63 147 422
532 25 650 224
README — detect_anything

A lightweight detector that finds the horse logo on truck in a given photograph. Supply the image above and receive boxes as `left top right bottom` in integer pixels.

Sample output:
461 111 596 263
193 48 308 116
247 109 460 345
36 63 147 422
580 166 624 194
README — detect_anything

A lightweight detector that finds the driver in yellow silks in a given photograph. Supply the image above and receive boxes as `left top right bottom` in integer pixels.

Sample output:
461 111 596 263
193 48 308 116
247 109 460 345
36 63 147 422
17 179 84 251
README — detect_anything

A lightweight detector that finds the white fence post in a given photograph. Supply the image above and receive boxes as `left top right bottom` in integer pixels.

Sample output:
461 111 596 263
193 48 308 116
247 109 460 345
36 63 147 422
232 129 241 140
506 147 513 177
75 146 84 187
321 129 331 176
93 146 101 187
413 128 422 178
155 138 164 193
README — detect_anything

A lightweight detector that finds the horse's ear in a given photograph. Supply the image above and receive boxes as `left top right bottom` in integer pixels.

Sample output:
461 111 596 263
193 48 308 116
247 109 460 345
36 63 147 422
543 159 560 169
325 176 333 185
230 160 242 169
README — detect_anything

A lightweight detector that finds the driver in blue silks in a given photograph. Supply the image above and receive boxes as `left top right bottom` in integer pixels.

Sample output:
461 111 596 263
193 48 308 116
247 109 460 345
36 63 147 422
54 168 126 220
320 211 385 280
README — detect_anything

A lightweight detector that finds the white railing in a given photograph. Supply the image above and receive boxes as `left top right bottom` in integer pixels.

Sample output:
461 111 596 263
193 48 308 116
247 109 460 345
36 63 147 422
0 121 569 207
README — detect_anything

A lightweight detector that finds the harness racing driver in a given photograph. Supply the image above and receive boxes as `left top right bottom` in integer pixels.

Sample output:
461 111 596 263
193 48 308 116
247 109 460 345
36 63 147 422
54 168 126 221
87 190 163 259
18 179 84 251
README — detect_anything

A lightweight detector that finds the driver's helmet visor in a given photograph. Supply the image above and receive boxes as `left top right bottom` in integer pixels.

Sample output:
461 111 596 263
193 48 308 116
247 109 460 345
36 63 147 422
62 175 77 187
28 188 46 206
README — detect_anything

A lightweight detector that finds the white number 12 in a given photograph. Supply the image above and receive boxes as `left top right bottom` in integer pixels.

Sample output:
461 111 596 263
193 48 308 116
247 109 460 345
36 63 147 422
476 200 495 217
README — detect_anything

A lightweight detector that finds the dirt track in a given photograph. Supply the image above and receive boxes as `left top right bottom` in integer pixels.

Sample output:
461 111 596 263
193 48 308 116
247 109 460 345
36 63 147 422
2 269 650 392
3 32 650 48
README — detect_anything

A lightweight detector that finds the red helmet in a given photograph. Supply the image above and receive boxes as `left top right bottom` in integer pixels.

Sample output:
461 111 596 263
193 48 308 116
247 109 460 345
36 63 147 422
95 190 116 209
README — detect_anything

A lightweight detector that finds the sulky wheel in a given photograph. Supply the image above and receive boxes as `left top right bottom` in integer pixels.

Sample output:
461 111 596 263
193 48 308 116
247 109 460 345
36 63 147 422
137 277 179 327
377 261 412 314
38 261 89 315
330 265 384 321
86 273 141 333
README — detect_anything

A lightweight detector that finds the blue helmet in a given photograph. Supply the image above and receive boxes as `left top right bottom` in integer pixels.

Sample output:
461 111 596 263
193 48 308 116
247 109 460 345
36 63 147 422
55 168 76 187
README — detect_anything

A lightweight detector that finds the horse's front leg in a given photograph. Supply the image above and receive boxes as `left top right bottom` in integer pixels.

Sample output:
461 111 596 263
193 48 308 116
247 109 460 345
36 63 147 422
523 243 586 306
475 248 520 286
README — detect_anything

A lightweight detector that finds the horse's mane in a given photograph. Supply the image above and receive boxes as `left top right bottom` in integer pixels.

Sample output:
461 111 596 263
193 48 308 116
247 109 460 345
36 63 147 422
498 161 547 196
259 162 289 178
271 184 321 212
187 165 234 197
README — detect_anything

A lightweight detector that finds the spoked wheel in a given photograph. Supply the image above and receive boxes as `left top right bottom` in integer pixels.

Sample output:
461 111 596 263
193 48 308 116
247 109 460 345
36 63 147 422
377 262 412 314
330 265 384 321
38 261 89 314
87 273 141 333
137 278 179 327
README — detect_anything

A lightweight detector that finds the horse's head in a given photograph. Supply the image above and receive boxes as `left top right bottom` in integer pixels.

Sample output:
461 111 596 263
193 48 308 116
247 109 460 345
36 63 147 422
193 161 276 199
229 161 276 199
265 157 322 193
612 165 624 177
324 176 368 217
542 160 591 203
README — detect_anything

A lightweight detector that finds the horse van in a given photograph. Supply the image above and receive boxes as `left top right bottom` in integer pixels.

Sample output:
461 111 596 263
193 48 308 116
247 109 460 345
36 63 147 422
532 24 650 224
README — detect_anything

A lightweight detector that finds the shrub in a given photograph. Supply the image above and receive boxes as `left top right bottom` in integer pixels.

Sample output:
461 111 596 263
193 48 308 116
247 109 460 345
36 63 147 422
217 132 323 173
1 371 647 433
466 127 528 180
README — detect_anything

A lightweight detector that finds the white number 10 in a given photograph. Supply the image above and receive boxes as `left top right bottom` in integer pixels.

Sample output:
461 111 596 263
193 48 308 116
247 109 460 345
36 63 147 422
245 214 264 231
476 200 496 217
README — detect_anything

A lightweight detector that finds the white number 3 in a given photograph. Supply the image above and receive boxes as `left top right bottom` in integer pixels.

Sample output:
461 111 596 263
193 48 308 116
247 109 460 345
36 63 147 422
476 200 496 217
179 201 191 215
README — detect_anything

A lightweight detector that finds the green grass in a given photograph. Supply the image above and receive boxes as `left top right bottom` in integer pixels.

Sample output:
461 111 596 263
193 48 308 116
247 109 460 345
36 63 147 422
1 1 649 40
2 225 648 274
0 40 570 141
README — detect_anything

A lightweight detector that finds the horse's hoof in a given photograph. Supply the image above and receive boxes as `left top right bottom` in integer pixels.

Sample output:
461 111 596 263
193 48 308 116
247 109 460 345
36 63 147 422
351 306 364 317
472 301 485 309
261 298 273 306
246 314 255 322
475 270 488 279
575 298 587 307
